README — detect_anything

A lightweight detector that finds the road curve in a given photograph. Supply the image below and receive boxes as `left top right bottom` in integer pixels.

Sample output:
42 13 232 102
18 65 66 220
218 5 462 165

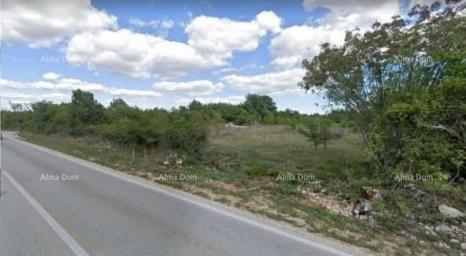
0 134 371 256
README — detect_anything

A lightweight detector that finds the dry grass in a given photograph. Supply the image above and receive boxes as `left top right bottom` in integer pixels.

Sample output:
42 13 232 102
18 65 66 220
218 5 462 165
22 127 443 255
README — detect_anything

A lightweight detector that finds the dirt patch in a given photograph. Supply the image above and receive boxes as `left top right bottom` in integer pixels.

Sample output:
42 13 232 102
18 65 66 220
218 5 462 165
184 182 242 206
298 190 353 217
203 179 242 192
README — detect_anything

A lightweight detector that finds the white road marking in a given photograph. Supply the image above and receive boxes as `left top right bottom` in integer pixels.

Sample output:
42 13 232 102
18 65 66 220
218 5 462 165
11 137 357 256
4 171 90 256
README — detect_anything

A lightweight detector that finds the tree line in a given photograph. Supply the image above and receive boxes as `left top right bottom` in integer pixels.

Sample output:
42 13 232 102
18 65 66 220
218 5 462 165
1 92 346 154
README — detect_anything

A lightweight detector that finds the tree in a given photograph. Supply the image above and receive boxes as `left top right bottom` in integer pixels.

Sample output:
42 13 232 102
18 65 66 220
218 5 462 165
109 98 129 109
188 100 203 111
69 90 105 134
243 94 277 122
300 1 466 181
8 101 25 130
31 101 54 133
107 98 133 119
298 118 332 148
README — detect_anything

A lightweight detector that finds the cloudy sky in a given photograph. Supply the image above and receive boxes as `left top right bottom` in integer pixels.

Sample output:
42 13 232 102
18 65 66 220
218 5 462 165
1 0 432 113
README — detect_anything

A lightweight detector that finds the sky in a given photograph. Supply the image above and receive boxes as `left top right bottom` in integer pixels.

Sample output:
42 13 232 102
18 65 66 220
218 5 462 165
1 0 434 113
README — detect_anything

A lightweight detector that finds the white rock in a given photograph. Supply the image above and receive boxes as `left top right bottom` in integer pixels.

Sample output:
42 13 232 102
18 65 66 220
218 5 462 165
436 242 450 249
450 239 459 244
362 201 372 214
461 242 466 250
439 204 465 218
435 224 452 233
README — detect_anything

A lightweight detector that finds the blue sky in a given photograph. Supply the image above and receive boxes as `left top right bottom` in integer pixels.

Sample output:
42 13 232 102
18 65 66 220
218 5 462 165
1 0 423 113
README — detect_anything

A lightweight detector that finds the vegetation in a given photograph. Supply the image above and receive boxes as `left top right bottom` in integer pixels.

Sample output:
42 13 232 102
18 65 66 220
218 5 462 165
1 91 326 154
2 1 465 255
300 1 466 185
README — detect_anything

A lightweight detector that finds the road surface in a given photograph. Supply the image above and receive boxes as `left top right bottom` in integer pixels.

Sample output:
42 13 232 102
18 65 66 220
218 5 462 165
0 134 371 256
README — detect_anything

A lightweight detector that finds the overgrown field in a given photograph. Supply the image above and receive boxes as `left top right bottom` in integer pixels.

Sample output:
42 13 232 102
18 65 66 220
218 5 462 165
19 124 464 255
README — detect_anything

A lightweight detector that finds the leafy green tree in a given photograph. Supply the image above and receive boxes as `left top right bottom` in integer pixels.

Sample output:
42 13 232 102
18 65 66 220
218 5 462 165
298 118 332 148
243 94 277 122
188 100 203 111
31 101 68 133
109 98 129 110
163 110 217 153
69 89 105 134
300 1 465 181
206 103 253 125
7 102 27 130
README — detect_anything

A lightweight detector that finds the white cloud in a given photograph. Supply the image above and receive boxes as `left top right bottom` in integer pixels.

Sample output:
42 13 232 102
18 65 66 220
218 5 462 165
270 25 345 69
109 88 161 98
0 76 105 92
186 11 281 61
64 11 281 79
221 68 305 95
176 95 245 105
160 20 175 30
0 73 160 106
212 63 265 76
213 67 239 75
1 92 69 106
153 80 224 96
42 72 62 81
302 0 399 28
129 18 174 37
254 11 283 34
0 79 28 89
198 96 245 105
66 29 218 79
270 0 401 69
129 18 156 28
1 0 117 47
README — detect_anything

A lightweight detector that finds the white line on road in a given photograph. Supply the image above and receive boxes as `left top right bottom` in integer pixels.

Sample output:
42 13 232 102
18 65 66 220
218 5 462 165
3 171 90 256
11 138 356 256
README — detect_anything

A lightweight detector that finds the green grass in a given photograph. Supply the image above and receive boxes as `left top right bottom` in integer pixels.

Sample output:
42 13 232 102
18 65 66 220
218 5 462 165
20 133 141 170
18 126 453 255
207 125 364 168
204 125 370 197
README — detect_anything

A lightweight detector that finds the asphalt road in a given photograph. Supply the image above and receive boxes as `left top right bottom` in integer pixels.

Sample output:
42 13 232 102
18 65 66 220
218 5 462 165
0 134 369 256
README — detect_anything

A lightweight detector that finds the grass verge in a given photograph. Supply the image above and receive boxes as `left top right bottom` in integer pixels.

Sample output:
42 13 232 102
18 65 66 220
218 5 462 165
18 126 461 255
